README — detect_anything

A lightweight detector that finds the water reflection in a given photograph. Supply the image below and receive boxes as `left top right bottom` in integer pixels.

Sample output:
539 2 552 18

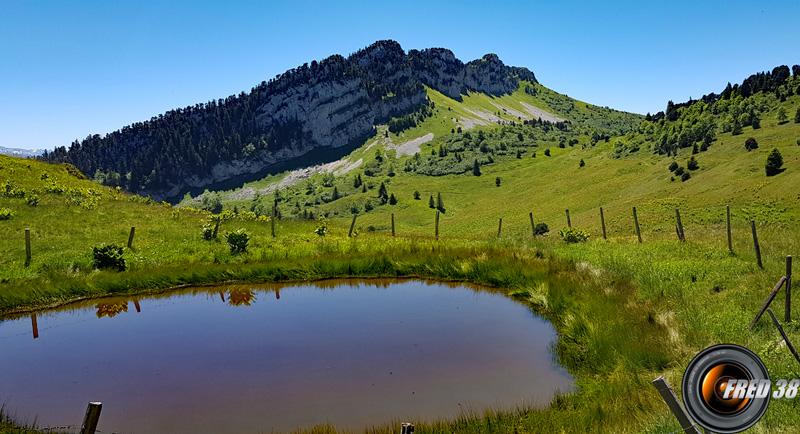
1 279 573 434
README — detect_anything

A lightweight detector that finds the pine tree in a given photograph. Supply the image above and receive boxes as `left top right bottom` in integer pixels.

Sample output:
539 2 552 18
472 159 481 176
766 148 784 176
745 137 758 151
428 195 435 209
794 107 800 124
389 193 397 205
413 190 421 200
687 156 699 170
544 148 551 156
436 192 445 213
332 186 340 200
495 177 501 187
579 159 585 168
361 184 367 193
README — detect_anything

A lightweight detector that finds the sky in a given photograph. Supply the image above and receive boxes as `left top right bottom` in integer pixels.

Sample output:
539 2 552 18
1 0 798 150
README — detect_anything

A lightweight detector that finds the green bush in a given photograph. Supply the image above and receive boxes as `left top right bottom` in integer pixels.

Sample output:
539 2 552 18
744 137 758 151
92 244 126 271
201 224 216 240
0 208 13 220
668 161 679 172
26 194 40 207
314 220 328 237
559 228 590 243
681 171 691 182
534 222 550 235
225 229 249 254
765 148 784 176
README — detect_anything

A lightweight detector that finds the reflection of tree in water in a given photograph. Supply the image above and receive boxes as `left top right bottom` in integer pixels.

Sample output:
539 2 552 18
227 288 256 306
96 302 128 318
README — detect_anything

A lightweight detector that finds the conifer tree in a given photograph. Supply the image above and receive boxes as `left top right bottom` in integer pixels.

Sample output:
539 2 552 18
472 159 481 176
766 148 784 176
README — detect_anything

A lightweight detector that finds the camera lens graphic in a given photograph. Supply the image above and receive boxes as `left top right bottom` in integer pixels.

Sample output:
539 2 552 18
682 344 770 433
700 362 750 414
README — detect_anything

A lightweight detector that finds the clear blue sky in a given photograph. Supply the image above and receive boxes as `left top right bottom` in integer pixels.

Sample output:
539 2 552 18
2 0 798 150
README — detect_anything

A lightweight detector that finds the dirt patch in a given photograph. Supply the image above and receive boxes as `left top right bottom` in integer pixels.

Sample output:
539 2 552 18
519 102 564 123
390 133 434 156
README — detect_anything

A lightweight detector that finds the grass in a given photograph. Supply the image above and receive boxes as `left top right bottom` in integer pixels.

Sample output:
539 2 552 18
1 94 800 432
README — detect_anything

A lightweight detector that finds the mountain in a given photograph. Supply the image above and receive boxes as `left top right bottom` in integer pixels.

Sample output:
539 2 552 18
0 146 44 158
42 40 539 202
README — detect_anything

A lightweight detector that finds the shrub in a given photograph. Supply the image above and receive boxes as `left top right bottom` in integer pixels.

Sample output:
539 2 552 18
544 148 551 156
579 159 585 168
92 244 126 271
668 161 679 172
534 222 550 236
674 166 685 176
687 156 699 171
26 194 40 207
559 228 590 243
413 190 421 200
225 229 249 254
765 148 784 176
681 171 691 182
0 208 13 220
744 137 758 151
201 224 216 240
495 177 501 187
314 219 328 237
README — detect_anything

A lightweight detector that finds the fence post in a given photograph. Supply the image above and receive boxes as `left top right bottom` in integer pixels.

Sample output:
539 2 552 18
726 205 733 253
767 309 800 365
600 207 607 240
435 210 440 240
24 228 31 267
749 276 787 330
348 214 357 237
127 226 136 249
675 209 685 241
633 207 642 243
271 203 277 238
391 213 396 237
565 209 571 228
400 422 415 434
651 377 701 434
751 220 762 268
786 256 793 323
80 402 102 434
497 217 503 238
529 212 535 237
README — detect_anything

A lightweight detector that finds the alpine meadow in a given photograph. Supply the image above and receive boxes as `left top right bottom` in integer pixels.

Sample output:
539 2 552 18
2 38 800 434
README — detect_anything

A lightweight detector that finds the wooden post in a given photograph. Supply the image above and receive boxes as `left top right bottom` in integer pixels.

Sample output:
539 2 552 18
497 217 503 238
133 300 141 313
31 314 38 339
651 377 701 434
675 209 685 241
767 309 800 365
435 210 440 240
24 228 31 267
749 276 787 330
751 220 762 268
600 207 607 240
786 256 793 323
400 422 415 434
348 214 357 237
726 205 733 253
391 213 396 237
80 402 102 434
270 204 276 238
529 212 535 237
633 207 642 243
565 209 571 228
127 226 135 249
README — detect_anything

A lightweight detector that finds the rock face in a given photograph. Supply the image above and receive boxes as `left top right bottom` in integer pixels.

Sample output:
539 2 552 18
43 40 536 201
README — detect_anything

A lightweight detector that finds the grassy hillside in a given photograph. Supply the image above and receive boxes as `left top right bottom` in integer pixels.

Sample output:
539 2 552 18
2 79 800 433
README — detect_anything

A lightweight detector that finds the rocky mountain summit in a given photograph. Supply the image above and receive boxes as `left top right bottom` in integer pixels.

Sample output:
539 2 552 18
44 40 536 201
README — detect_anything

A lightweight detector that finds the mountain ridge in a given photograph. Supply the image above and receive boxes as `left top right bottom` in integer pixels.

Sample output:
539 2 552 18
42 40 538 201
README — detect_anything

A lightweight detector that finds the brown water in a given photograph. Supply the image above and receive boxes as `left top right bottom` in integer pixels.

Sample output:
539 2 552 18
0 279 572 433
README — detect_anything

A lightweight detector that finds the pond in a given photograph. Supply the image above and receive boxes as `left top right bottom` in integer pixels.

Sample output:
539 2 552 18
0 279 573 433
